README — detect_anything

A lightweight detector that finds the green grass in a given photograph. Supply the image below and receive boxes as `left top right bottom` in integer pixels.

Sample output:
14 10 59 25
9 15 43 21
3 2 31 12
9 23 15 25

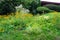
0 12 60 40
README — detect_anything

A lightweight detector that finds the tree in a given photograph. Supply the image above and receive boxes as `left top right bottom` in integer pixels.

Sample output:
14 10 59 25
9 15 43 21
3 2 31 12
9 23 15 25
0 0 16 15
0 0 41 15
21 0 41 15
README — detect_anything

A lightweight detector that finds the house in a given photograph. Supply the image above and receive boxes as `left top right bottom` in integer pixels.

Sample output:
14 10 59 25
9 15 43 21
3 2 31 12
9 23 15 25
41 0 60 5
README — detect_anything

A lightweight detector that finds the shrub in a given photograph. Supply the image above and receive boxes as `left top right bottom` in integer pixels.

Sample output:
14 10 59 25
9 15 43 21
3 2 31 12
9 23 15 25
44 4 60 12
28 1 39 15
36 7 53 14
0 1 16 15
20 0 41 15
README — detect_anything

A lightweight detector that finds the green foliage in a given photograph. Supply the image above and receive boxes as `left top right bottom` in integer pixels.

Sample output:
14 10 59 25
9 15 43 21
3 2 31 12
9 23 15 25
11 0 21 6
0 0 41 15
0 12 60 40
44 4 60 12
37 7 53 14
0 0 16 15
22 0 40 8
20 0 41 14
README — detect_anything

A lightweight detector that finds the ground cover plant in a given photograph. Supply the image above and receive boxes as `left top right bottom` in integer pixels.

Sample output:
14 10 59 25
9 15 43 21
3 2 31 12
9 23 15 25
0 0 60 40
0 11 60 40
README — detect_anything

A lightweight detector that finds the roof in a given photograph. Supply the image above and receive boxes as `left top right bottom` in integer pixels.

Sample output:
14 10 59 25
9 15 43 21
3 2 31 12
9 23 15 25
41 0 60 3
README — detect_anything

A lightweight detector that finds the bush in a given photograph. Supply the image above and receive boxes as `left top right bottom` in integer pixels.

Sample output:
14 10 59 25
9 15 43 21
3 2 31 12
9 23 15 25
36 7 53 14
20 0 40 15
44 4 60 12
0 1 16 15
28 1 39 15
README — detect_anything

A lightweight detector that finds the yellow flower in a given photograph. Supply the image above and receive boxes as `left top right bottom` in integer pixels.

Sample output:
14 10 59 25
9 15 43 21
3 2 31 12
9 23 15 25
4 15 9 19
0 28 4 32
52 13 58 24
0 15 2 18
